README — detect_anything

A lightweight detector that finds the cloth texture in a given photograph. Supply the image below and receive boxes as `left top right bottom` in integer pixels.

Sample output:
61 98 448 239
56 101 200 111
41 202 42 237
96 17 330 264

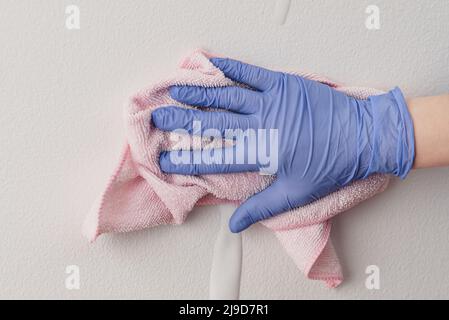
83 50 390 287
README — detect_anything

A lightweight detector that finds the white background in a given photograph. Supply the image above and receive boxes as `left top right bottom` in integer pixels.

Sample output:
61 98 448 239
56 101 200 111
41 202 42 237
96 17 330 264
1 0 449 299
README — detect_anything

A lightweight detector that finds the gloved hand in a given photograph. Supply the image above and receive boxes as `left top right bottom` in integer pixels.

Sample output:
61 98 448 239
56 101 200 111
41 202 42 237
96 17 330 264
152 58 415 233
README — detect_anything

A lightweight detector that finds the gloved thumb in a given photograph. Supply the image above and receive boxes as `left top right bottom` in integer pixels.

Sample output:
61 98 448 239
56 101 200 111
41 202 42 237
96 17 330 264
229 179 310 233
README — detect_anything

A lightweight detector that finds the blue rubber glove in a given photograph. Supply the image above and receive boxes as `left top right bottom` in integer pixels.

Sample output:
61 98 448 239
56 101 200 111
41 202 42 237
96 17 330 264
152 58 415 233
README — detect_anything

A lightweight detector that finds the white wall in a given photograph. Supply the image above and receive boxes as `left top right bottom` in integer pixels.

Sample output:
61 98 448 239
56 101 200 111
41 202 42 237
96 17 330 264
1 0 449 299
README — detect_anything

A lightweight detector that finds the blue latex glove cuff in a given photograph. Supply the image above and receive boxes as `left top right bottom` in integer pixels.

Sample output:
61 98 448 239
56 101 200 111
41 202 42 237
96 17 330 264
365 87 415 179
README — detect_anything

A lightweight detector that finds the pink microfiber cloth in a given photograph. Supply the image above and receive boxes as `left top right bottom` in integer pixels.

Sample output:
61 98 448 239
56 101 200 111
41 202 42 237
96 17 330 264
84 50 390 288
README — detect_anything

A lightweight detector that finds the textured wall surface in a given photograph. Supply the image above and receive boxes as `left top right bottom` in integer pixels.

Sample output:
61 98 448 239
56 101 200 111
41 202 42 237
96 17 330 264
1 0 449 299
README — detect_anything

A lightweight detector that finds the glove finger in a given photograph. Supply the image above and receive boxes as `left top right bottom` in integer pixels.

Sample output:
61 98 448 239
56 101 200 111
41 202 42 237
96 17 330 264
159 147 259 175
229 179 312 233
211 57 278 91
152 106 257 136
169 86 262 114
